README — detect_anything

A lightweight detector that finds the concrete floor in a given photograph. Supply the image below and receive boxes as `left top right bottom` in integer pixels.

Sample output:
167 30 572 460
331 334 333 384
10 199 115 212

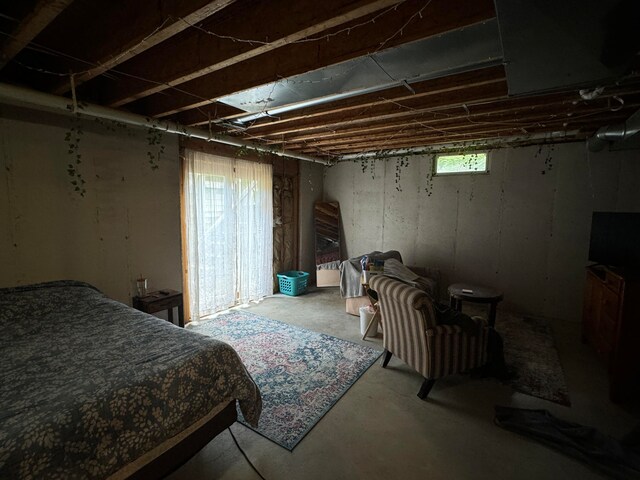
168 287 638 480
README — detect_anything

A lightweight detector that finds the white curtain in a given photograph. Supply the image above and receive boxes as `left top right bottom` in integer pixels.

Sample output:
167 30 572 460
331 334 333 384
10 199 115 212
184 150 273 319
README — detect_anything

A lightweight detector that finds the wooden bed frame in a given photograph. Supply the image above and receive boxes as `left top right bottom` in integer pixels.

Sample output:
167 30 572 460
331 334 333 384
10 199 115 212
127 401 237 479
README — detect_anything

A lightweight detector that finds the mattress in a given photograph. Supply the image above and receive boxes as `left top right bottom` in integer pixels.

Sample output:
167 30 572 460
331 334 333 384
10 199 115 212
0 280 261 479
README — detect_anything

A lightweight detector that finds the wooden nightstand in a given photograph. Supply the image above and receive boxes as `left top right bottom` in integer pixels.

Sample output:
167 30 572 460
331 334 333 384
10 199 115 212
133 289 184 327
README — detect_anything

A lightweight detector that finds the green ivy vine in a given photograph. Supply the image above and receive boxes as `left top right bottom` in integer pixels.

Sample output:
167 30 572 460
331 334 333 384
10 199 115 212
94 117 135 137
234 145 251 158
64 103 87 197
351 150 438 193
424 154 435 196
359 156 376 179
146 123 165 170
534 144 555 175
461 150 484 171
394 155 409 192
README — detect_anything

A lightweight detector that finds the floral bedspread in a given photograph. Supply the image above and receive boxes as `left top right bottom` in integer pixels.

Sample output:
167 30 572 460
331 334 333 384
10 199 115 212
0 281 261 479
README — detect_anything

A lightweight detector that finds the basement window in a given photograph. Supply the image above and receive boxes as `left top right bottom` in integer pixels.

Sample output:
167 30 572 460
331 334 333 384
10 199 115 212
434 152 488 175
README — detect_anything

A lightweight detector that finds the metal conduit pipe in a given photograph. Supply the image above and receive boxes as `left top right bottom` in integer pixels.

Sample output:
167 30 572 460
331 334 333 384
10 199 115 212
0 82 332 165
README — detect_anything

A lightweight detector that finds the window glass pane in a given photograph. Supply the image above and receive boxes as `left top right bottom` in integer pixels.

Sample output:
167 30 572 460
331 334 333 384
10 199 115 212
435 153 487 174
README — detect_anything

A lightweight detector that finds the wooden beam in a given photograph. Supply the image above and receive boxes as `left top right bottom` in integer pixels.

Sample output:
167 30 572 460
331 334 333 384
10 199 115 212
271 94 640 147
324 132 590 155
207 68 506 133
241 81 510 138
126 0 496 116
0 0 74 70
298 117 625 152
260 94 576 144
218 66 506 127
171 101 246 126
50 0 236 95
298 113 630 154
238 92 503 140
102 0 406 107
241 82 640 140
182 66 506 128
285 104 640 149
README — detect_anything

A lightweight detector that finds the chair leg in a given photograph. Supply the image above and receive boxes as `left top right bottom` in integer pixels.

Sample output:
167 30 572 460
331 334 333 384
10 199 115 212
381 349 392 368
417 378 436 399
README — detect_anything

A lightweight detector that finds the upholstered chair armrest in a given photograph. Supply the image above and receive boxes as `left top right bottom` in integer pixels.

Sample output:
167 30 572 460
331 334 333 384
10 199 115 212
370 275 437 328
370 275 431 310
425 316 488 337
412 296 437 329
423 317 489 378
371 274 424 303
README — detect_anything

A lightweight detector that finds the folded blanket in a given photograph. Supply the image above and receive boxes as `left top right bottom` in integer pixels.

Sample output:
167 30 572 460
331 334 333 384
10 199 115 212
339 251 402 298
383 259 437 298
317 260 341 270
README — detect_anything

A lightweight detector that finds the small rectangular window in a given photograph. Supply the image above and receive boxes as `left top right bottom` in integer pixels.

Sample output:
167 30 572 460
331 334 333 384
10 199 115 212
435 152 488 175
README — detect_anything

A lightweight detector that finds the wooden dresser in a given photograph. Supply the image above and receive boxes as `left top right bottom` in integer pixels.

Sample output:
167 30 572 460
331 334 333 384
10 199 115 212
582 265 640 403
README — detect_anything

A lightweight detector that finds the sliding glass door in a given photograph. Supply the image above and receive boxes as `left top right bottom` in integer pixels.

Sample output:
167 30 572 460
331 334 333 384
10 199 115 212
183 149 273 319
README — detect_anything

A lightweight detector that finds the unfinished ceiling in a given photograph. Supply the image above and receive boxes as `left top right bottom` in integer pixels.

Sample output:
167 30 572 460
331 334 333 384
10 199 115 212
0 0 639 161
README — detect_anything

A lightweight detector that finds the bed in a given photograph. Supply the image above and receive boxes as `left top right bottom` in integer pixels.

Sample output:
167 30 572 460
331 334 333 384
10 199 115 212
0 280 261 479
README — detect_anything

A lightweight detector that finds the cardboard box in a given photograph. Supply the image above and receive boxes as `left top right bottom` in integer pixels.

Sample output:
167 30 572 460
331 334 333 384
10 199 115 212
316 269 340 287
346 296 370 316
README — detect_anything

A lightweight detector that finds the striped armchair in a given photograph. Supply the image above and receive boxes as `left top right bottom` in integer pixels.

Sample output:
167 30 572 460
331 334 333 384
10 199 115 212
370 275 489 399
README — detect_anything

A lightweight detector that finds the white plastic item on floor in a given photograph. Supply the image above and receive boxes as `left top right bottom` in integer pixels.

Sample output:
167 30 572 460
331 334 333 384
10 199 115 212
359 305 378 337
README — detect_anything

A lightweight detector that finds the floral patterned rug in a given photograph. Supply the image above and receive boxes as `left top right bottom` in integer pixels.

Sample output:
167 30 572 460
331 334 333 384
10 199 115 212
190 310 382 450
496 313 571 406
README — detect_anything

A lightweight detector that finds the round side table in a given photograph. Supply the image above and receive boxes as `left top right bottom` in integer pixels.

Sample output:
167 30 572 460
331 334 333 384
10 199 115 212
448 283 503 328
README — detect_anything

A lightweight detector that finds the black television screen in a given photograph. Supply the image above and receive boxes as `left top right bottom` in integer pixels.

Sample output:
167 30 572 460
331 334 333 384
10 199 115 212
588 212 640 269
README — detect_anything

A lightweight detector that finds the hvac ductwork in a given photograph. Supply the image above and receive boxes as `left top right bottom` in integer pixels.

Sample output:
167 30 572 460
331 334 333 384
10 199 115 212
588 109 640 152
0 82 331 165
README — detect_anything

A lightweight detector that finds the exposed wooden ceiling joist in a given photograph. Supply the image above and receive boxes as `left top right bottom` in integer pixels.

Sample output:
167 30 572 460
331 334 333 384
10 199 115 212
286 105 640 150
303 113 631 154
261 90 640 146
50 0 236 95
241 81 510 138
99 0 407 107
174 64 505 128
123 0 496 117
0 0 73 70
1 0 638 160
222 65 506 126
235 82 506 138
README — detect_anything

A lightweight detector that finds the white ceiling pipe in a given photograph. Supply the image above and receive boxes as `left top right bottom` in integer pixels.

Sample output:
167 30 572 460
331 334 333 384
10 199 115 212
0 82 332 165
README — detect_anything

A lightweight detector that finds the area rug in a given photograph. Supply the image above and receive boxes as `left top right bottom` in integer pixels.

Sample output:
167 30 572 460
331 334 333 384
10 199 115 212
496 313 571 406
190 311 381 450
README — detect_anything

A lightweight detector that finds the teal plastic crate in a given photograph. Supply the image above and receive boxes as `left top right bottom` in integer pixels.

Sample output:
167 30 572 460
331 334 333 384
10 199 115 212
277 270 309 296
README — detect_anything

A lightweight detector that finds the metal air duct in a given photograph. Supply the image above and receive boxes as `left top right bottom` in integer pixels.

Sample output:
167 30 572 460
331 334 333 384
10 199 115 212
588 109 640 152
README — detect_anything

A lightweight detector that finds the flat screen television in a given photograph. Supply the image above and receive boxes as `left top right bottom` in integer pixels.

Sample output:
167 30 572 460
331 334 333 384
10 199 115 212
588 212 640 269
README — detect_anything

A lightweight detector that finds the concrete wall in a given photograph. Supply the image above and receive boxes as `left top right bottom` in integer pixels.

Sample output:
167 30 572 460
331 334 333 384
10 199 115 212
0 106 181 305
298 161 324 282
323 142 640 322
